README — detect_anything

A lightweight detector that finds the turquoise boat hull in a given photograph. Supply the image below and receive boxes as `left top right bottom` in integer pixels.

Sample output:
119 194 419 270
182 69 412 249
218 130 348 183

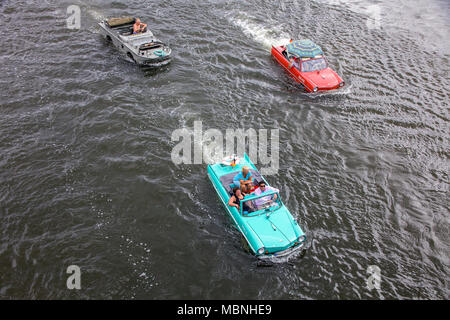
207 154 306 259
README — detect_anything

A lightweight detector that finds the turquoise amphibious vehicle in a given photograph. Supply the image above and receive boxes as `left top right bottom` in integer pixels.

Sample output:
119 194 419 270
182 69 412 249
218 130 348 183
207 154 306 259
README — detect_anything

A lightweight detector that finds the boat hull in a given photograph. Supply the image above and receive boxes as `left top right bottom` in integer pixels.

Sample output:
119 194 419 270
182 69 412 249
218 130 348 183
98 20 171 66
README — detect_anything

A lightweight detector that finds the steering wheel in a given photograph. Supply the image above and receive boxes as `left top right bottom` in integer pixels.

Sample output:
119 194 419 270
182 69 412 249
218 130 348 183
261 199 274 209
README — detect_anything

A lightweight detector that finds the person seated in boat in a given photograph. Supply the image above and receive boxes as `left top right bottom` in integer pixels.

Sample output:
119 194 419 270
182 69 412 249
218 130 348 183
288 56 300 70
253 181 279 210
233 166 253 193
228 187 253 213
240 183 256 196
133 18 147 34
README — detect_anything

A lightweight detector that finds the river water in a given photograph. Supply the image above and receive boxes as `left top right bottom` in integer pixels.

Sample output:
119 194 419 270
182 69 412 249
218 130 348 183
0 0 448 299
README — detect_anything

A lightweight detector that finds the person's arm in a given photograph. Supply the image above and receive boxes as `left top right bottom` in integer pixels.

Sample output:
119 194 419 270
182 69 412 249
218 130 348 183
244 172 253 184
289 58 294 68
228 196 239 209
267 187 278 201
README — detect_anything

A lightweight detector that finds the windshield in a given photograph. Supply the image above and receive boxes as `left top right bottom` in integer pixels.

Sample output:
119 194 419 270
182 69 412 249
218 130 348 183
301 58 328 72
242 193 282 216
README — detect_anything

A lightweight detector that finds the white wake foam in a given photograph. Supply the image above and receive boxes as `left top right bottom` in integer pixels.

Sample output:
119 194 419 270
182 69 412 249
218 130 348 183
227 14 292 49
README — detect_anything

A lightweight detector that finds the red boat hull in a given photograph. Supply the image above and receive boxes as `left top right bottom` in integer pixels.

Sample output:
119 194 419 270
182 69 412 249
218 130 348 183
271 45 344 92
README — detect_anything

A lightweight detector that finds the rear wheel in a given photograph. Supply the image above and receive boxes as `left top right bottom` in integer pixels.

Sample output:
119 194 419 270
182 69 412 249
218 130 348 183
127 52 136 63
240 236 251 254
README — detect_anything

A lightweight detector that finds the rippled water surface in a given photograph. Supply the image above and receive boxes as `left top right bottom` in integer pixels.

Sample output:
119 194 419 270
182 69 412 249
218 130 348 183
0 0 449 299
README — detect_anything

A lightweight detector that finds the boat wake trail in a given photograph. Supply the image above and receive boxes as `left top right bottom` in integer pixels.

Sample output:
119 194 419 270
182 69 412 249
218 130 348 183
85 7 107 34
86 8 107 22
226 13 291 50
63 0 107 34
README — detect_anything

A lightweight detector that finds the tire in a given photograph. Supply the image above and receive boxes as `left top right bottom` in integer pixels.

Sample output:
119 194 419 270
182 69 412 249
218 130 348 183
240 236 251 254
127 52 136 63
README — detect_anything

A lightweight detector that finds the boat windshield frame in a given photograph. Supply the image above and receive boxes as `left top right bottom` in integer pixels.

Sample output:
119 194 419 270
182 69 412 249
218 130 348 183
124 33 155 45
240 190 283 217
300 57 328 72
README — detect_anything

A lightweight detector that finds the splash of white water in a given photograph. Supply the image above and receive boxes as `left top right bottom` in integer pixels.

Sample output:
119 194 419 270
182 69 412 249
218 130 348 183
227 14 292 49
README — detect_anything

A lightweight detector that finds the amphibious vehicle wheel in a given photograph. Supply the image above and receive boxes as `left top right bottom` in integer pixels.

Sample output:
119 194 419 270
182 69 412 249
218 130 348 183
240 236 251 254
127 52 136 63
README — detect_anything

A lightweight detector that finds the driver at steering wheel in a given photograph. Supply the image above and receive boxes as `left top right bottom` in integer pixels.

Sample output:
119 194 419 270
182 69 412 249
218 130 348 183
253 181 278 210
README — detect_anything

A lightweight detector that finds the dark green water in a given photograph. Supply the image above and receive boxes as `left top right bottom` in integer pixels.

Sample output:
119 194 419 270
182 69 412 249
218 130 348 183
0 0 448 299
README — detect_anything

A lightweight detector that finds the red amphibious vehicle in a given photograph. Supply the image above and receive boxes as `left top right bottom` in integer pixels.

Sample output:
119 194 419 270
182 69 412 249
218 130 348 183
271 43 345 92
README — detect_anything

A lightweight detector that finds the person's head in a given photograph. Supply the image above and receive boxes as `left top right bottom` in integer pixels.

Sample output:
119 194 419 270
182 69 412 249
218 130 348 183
232 187 241 196
258 181 266 190
242 166 249 175
135 18 141 24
